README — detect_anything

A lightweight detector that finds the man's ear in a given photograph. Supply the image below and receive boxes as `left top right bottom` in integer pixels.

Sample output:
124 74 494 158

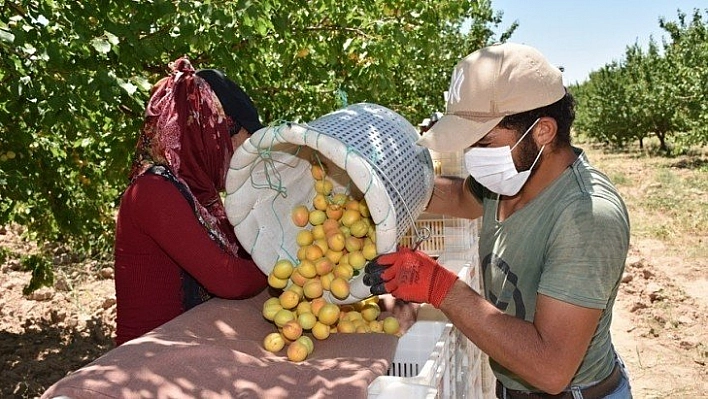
534 117 557 147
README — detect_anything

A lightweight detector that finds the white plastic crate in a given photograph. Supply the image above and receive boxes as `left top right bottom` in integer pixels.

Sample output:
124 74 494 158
399 147 480 259
399 213 479 258
429 149 465 178
367 266 494 399
380 143 494 398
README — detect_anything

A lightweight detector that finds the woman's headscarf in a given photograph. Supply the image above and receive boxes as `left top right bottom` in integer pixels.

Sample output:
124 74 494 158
129 57 242 255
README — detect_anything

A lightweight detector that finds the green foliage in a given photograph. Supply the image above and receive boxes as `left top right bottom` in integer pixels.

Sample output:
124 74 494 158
20 253 54 295
572 8 708 153
0 1 513 292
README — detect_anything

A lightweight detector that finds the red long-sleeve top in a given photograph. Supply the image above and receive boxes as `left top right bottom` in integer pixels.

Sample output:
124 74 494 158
114 173 267 345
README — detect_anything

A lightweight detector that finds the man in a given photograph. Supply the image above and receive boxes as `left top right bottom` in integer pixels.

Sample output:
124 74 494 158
365 43 633 398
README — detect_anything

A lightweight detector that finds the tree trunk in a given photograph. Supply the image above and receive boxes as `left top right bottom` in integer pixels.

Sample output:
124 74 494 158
657 132 669 155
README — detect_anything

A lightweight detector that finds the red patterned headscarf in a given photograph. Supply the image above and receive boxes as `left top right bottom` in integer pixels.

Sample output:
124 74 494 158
130 57 239 255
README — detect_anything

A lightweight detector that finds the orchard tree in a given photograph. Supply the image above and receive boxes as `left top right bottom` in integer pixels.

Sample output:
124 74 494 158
572 63 636 147
572 8 708 153
659 8 708 149
0 1 512 288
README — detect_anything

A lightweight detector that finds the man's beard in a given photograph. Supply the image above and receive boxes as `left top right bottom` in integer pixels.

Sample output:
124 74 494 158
513 134 541 172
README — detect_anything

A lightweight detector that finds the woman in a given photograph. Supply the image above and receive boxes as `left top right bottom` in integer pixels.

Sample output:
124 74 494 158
114 58 267 346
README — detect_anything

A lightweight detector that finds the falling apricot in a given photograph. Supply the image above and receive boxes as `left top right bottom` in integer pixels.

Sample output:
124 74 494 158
268 273 288 289
291 205 310 227
303 279 323 299
329 277 350 300
296 230 314 247
340 209 361 227
297 312 317 330
383 316 400 335
317 303 340 326
325 203 344 220
279 290 300 309
313 193 328 211
327 232 346 252
360 302 381 322
311 164 327 180
308 209 326 226
314 179 333 195
273 259 295 279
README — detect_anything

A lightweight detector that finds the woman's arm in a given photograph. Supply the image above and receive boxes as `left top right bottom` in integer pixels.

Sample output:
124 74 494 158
132 175 267 298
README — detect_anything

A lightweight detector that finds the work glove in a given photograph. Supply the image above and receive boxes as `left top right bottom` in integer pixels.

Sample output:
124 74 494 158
363 247 458 308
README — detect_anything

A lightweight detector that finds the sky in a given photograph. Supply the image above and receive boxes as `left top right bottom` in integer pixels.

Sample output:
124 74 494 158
489 1 707 85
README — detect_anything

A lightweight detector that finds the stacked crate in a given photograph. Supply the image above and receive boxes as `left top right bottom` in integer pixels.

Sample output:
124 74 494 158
368 148 495 398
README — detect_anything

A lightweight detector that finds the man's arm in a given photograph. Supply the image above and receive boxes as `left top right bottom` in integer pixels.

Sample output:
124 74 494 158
426 175 483 220
439 281 601 394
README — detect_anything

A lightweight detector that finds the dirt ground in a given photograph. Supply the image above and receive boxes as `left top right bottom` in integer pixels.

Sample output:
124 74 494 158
1 151 707 398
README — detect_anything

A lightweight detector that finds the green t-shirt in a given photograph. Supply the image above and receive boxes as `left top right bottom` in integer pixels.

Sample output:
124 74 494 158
468 148 630 391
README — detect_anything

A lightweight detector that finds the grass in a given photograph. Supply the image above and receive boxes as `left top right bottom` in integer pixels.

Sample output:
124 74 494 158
580 137 707 261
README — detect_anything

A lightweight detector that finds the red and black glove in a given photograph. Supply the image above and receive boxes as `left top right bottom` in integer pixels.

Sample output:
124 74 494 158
364 247 458 308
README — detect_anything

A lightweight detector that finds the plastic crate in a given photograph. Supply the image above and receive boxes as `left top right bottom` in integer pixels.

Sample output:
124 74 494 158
367 266 493 399
399 147 480 259
429 149 465 178
399 213 479 258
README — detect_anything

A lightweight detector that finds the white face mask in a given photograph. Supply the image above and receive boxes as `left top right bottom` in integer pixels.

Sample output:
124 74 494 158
464 118 544 196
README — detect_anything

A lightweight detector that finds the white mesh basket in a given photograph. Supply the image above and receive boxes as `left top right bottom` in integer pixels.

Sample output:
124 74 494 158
224 103 434 284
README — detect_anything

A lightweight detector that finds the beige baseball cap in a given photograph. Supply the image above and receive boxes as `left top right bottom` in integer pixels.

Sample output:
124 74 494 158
418 42 565 152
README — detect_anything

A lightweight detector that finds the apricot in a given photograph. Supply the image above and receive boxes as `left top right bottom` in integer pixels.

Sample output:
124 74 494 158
297 259 317 279
317 303 340 326
291 205 310 227
308 209 326 226
287 340 309 362
360 302 381 322
329 277 350 300
263 332 286 353
340 209 361 227
296 230 314 247
303 279 323 299
314 179 333 195
382 316 400 335
297 312 317 330
327 232 346 252
268 273 288 289
337 319 356 333
311 321 331 340
325 203 344 220
311 164 327 180
272 259 294 279
279 290 300 309
281 320 303 341
297 335 315 355
274 309 296 328
313 193 328 211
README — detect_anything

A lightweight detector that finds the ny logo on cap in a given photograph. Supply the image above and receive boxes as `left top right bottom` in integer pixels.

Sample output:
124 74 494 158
448 66 465 105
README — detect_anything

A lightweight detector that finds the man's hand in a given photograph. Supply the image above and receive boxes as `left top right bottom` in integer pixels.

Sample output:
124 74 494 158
363 247 458 308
